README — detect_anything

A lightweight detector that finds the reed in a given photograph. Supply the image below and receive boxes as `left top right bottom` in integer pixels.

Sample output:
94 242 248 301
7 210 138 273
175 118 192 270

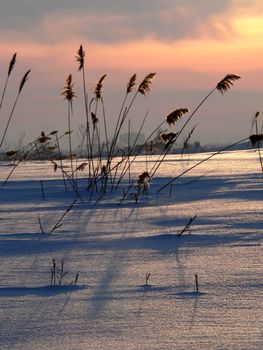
0 69 30 150
0 52 17 111
250 111 263 171
157 136 250 193
61 74 76 180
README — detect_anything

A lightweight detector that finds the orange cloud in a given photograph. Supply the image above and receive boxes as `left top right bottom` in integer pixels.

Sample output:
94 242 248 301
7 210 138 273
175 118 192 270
0 9 262 91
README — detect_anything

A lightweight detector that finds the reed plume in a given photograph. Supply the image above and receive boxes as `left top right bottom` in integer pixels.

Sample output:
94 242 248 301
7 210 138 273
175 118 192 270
62 74 76 103
76 44 92 165
0 69 31 149
8 53 17 76
76 44 85 71
216 74 241 94
61 74 76 180
37 131 51 144
0 53 17 111
138 73 156 95
126 74 136 94
19 70 31 93
138 171 150 192
160 131 178 143
76 162 88 171
166 108 190 126
6 150 17 157
94 74 107 99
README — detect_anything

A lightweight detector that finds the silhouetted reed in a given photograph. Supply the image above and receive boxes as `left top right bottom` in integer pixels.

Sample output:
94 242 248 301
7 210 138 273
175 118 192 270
61 74 76 180
0 63 30 150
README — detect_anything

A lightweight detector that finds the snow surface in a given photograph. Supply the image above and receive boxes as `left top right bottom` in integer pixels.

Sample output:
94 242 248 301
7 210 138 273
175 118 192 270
0 150 262 350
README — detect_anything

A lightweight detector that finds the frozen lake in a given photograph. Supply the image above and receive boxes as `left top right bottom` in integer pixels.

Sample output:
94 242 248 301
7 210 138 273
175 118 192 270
0 150 262 349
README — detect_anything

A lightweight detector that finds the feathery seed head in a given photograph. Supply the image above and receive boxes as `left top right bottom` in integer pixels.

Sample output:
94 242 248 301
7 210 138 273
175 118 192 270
76 162 88 171
8 53 17 77
6 150 17 157
138 171 150 191
19 70 30 93
61 74 76 101
160 131 178 143
38 131 51 143
138 73 156 95
76 45 85 71
127 74 137 94
166 108 190 126
216 74 241 94
94 74 107 99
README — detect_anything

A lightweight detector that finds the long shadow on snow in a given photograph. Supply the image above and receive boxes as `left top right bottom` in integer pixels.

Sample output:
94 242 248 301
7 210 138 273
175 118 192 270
0 235 80 256
81 231 263 255
0 285 86 297
0 178 89 204
1 229 261 258
2 173 262 210
153 214 263 231
153 172 263 204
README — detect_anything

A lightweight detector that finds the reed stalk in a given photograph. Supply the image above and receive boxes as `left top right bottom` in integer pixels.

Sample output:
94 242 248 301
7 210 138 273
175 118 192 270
0 70 30 150
157 136 249 193
0 53 17 111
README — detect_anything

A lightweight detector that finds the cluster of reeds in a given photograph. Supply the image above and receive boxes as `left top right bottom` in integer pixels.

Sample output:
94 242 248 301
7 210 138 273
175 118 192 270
3 47 260 203
53 45 247 202
50 258 79 286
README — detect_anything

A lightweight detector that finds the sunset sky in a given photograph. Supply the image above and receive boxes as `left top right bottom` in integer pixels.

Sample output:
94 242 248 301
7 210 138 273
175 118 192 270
0 0 263 147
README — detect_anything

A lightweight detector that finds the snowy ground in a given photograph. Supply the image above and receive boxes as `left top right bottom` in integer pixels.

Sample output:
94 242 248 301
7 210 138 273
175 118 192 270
0 150 262 350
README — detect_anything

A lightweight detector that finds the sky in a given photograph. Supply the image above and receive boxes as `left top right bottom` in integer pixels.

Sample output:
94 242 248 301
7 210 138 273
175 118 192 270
0 0 263 148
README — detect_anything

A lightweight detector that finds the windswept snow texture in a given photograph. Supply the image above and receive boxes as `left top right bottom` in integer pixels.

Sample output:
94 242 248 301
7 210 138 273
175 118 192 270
0 150 262 350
